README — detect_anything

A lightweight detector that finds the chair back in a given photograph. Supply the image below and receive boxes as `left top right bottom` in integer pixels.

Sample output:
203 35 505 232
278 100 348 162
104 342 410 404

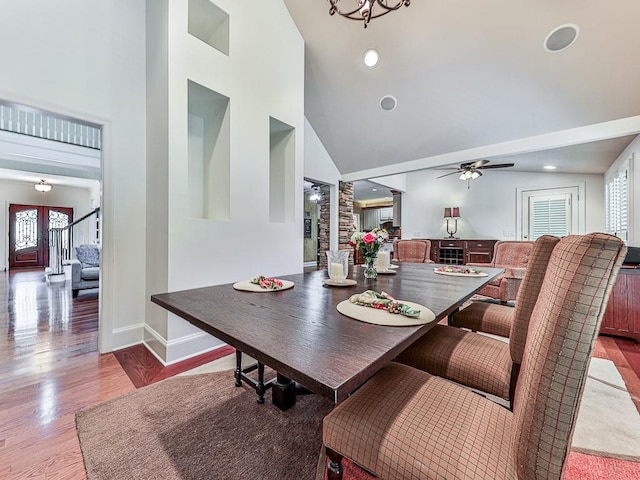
392 239 430 263
509 235 559 365
510 233 625 480
492 240 535 267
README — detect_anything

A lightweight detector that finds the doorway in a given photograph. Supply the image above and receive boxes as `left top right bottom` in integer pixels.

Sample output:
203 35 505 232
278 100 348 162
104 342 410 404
518 185 582 240
9 204 73 269
303 180 330 269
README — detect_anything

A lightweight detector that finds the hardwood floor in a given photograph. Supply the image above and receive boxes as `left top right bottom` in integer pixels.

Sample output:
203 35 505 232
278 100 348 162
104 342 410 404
1 268 640 479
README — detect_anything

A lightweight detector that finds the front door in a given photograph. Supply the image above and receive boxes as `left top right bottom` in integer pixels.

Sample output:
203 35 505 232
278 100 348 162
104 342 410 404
9 204 73 269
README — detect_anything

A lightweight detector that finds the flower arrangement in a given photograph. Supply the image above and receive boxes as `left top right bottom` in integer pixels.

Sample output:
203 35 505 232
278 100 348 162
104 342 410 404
349 228 388 260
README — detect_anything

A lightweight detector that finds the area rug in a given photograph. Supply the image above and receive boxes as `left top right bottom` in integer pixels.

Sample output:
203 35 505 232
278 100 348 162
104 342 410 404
572 357 640 461
76 369 333 480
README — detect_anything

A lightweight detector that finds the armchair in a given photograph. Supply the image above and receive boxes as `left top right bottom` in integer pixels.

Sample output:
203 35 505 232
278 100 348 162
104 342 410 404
468 240 534 303
70 244 100 297
323 233 626 480
392 239 433 263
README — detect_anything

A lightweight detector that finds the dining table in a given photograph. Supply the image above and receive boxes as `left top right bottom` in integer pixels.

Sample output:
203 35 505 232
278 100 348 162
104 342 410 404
150 262 503 410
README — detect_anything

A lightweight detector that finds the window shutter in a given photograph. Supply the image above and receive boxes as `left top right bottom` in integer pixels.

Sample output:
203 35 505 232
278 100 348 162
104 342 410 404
605 164 629 243
530 194 570 240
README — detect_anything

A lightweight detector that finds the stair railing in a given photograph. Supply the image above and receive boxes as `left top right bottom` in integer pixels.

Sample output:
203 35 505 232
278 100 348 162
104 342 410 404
48 207 100 276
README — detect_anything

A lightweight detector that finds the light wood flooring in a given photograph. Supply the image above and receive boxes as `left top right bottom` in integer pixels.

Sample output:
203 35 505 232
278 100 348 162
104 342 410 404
0 268 639 479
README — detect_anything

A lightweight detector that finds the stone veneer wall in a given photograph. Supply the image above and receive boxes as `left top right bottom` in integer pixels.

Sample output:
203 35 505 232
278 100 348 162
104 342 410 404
339 181 355 266
318 184 331 267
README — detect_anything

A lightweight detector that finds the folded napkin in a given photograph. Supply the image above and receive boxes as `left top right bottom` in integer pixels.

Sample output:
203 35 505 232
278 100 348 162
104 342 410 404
349 290 421 318
251 275 284 290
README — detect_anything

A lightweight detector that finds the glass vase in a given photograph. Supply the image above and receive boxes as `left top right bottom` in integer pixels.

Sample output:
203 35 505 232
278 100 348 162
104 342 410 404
364 255 378 279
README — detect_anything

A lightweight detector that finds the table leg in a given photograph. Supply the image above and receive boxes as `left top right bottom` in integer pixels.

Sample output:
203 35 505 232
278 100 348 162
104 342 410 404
234 350 243 387
272 373 296 410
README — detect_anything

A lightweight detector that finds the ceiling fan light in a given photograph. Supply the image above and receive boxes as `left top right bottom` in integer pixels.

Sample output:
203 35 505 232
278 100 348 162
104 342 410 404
471 171 481 179
459 173 467 180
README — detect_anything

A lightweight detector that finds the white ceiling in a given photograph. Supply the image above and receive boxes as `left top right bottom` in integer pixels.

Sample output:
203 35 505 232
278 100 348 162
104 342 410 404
284 0 640 178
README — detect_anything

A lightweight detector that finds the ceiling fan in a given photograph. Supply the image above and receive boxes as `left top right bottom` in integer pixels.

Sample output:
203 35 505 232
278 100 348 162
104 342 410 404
436 159 515 187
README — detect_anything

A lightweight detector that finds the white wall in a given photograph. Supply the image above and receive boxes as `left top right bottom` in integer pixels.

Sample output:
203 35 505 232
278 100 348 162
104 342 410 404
403 169 604 240
606 134 639 245
0 180 96 271
304 117 341 249
0 0 147 352
144 0 306 363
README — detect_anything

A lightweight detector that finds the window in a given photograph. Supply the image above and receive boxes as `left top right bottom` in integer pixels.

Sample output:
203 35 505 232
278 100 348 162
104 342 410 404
520 186 580 240
605 160 630 243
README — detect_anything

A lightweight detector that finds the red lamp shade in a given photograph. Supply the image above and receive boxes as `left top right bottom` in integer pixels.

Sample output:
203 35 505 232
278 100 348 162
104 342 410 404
452 207 460 218
444 207 452 218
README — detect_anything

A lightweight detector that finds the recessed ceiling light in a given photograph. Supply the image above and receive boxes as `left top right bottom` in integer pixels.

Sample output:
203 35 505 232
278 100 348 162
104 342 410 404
544 24 579 53
363 49 380 68
372 188 378 192
544 165 557 170
380 95 397 111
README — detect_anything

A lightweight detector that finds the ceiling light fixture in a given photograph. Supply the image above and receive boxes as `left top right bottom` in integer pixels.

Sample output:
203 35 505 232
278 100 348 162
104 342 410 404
34 179 53 193
328 0 411 29
544 24 580 53
543 165 557 170
363 49 380 67
309 185 323 203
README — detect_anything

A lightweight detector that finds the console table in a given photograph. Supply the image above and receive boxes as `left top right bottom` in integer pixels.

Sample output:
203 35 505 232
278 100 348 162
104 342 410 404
421 239 498 265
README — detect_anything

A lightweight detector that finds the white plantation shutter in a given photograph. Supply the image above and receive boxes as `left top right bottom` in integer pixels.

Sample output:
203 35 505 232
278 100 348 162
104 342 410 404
529 194 570 240
605 164 629 243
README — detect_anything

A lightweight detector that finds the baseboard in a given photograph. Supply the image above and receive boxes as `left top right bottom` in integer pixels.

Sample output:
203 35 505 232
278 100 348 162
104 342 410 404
143 324 225 366
112 323 145 350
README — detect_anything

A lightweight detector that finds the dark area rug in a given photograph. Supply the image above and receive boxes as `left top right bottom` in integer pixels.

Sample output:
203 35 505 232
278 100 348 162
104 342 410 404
76 370 333 480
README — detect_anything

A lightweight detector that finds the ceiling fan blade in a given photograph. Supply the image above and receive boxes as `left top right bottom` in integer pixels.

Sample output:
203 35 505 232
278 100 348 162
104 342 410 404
477 163 515 170
433 166 459 171
436 171 461 179
462 159 489 169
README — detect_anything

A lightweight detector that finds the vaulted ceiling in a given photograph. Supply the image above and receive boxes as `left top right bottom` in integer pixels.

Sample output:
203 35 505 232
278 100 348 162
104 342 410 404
284 0 640 179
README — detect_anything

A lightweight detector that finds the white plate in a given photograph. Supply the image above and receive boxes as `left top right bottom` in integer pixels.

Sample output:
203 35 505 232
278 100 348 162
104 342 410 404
323 279 358 287
433 269 488 277
232 279 295 292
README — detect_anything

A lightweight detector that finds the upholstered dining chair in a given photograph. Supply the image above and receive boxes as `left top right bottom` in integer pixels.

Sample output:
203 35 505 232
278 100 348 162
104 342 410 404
468 240 535 303
392 239 433 263
323 232 626 480
394 235 559 407
448 238 555 338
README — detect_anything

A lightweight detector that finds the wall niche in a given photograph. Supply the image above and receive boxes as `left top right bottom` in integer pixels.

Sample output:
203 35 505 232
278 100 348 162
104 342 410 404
269 117 295 223
187 80 230 220
188 0 229 56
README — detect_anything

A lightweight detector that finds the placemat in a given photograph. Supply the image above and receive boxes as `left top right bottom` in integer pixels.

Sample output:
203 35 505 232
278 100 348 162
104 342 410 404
336 300 435 326
434 269 488 277
323 279 358 287
232 280 295 292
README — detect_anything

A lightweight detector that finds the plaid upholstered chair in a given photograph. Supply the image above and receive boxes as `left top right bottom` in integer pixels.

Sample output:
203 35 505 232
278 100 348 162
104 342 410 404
448 237 557 338
392 239 433 263
468 240 535 304
394 235 559 407
323 233 625 480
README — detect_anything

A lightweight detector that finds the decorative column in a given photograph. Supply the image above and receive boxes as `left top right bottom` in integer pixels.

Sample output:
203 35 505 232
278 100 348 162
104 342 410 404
317 184 331 267
338 181 355 265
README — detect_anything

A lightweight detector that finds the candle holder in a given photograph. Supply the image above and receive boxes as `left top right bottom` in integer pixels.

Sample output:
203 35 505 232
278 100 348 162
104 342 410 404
326 250 349 283
444 207 460 239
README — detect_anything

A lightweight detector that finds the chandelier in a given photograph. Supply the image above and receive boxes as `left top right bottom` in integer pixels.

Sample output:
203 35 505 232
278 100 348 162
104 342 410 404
328 0 410 28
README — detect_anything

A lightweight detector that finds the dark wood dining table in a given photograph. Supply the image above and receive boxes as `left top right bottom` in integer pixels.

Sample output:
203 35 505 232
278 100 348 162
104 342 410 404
151 263 502 409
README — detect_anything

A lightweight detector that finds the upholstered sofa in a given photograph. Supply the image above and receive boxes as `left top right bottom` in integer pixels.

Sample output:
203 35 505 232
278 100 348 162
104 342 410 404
70 244 100 297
